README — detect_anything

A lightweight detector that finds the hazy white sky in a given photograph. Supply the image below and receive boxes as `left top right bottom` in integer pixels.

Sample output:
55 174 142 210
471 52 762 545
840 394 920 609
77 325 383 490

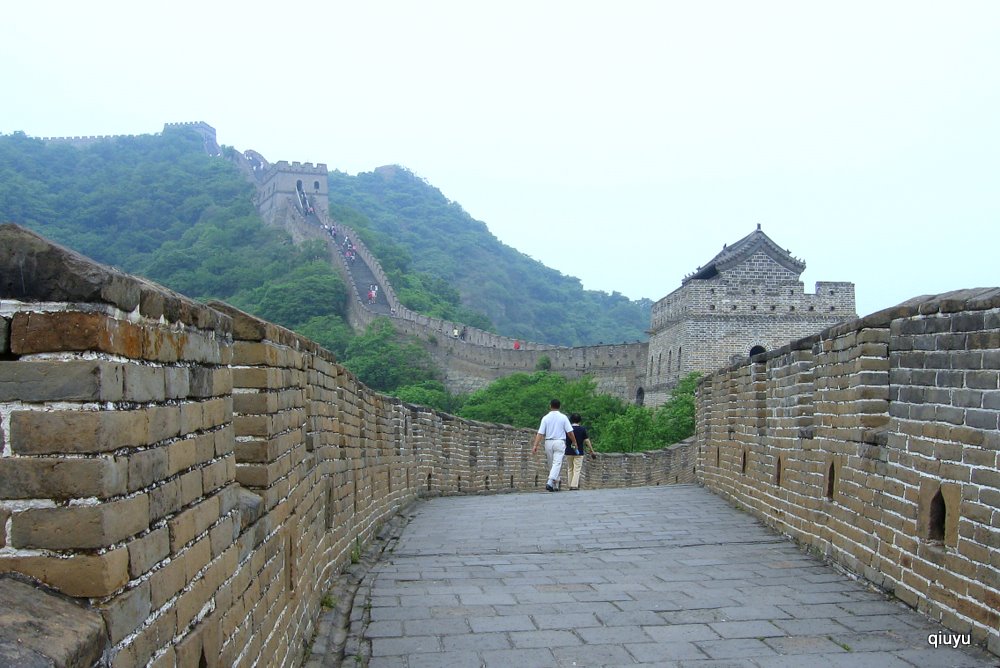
3 1 998 317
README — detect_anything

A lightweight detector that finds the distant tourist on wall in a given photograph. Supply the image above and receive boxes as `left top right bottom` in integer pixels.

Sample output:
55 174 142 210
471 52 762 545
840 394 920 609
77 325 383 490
531 399 577 492
514 340 521 350
564 413 597 491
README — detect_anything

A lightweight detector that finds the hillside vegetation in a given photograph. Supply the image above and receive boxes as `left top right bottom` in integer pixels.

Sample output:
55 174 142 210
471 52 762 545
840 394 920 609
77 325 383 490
0 127 695 452
327 166 652 347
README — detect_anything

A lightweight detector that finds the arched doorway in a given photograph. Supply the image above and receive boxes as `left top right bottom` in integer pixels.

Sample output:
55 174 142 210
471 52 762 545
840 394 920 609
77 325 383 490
749 345 766 358
635 387 645 406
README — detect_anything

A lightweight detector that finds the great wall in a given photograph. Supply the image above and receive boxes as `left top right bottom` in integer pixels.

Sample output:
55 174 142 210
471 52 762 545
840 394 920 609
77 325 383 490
1 124 997 665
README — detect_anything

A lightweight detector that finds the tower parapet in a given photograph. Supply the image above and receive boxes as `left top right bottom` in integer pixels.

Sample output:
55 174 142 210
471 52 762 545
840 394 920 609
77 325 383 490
257 161 329 220
645 226 856 406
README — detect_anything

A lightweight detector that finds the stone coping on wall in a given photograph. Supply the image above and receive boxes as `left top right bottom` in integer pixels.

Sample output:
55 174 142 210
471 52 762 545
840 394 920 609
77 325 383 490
702 287 1000 379
0 223 232 334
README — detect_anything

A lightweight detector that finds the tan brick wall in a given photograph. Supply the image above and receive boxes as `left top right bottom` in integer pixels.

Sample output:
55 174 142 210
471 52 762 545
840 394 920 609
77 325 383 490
0 224 695 668
696 289 1000 655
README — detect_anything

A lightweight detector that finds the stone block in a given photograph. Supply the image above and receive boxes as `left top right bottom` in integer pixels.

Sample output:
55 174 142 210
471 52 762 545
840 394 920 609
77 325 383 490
10 311 144 357
149 554 186 610
0 360 124 402
149 478 181 522
0 578 106 667
169 495 222 552
127 447 170 492
102 580 151 645
10 409 148 455
124 364 167 403
0 456 127 499
147 404 181 443
0 547 130 597
0 316 9 354
128 526 170 578
11 494 149 550
0 508 7 546
164 366 191 400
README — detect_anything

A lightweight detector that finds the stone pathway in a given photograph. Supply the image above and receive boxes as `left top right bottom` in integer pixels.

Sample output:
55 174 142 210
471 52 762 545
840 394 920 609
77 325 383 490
308 485 997 667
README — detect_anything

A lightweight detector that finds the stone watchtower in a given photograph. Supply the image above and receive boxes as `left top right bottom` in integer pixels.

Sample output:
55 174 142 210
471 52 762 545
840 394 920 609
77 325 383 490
256 160 329 222
644 225 855 406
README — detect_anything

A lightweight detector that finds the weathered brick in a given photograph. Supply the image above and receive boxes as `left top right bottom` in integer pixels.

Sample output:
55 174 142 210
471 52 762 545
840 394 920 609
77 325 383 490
0 316 9 353
149 554 186 609
0 456 127 499
0 547 130 597
11 494 149 549
128 526 170 578
124 364 167 403
0 507 8 546
10 409 148 455
102 580 151 645
10 311 144 357
127 447 171 492
168 495 221 551
0 360 124 402
147 404 181 442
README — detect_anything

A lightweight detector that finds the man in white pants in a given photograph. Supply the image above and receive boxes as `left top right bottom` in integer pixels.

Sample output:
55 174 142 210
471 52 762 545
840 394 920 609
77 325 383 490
531 399 577 492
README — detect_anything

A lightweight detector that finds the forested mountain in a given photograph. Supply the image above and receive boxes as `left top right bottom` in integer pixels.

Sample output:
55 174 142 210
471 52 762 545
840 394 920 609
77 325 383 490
0 126 649 350
0 128 354 356
328 166 651 347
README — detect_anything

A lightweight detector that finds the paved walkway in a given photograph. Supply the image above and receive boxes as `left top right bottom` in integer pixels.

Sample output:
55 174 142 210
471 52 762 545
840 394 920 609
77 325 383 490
308 485 997 667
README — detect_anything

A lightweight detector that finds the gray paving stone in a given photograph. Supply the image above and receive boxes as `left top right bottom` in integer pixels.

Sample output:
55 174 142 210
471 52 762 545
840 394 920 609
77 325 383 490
469 614 536 633
402 617 472 636
771 617 851 636
311 487 997 668
481 647 556 667
508 629 582 648
405 650 483 668
370 635 442 656
363 620 403 637
627 641 708 662
643 623 721 643
532 612 601 629
708 620 784 639
552 644 637 666
441 631 511 652
696 638 779 659
763 635 849 654
834 614 918 632
576 625 652 645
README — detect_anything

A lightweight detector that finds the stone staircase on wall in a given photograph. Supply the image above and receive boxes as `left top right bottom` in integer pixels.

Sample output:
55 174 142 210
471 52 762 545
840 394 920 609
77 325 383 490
266 192 649 399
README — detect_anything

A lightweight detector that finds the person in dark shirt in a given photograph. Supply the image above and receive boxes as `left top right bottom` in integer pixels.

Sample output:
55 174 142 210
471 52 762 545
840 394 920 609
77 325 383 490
565 413 596 490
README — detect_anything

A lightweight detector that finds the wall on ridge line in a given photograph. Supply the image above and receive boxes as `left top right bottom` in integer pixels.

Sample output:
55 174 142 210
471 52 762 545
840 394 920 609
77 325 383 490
280 206 650 399
695 288 1000 656
0 224 694 668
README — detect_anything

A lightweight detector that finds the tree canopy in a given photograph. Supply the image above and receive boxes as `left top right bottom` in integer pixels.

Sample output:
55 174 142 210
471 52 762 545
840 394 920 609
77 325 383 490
327 166 653 347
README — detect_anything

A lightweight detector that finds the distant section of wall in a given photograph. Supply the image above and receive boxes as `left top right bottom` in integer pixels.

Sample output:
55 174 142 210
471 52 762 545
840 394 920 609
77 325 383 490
696 288 1000 655
37 121 219 155
0 224 693 667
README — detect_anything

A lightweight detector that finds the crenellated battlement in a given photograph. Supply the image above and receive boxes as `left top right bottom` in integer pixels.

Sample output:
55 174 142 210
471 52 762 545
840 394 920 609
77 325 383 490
265 160 328 176
36 122 219 155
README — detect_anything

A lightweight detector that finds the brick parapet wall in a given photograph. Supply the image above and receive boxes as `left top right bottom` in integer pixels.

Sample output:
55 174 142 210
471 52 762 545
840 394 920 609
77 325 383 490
0 224 694 667
696 288 1000 655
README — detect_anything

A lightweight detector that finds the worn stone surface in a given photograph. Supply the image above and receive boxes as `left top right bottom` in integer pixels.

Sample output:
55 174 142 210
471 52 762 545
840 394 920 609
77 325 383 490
0 223 230 333
307 487 997 668
0 577 107 666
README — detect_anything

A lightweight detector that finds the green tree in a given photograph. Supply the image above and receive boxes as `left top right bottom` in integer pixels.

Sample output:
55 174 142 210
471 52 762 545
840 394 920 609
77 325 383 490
341 318 440 392
394 381 463 414
653 372 701 443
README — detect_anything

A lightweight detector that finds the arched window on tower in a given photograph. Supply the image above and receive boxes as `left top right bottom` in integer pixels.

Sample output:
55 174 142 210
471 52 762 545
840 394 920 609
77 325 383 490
677 346 682 370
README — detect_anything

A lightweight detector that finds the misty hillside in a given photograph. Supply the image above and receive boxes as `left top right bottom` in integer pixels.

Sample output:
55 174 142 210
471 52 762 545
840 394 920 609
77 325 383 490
0 126 649 347
328 166 651 346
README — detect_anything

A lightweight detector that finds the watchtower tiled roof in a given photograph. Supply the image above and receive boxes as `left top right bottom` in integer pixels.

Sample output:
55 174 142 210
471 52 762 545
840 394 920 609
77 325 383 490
682 224 806 284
